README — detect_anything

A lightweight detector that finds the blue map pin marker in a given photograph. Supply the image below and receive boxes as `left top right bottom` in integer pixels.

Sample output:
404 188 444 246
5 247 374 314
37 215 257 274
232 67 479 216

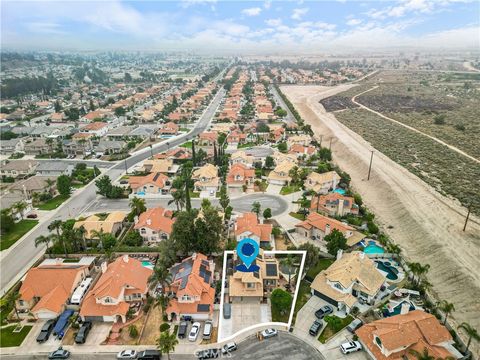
236 238 260 272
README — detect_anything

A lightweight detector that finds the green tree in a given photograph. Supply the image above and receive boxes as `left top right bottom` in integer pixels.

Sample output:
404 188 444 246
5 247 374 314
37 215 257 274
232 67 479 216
12 201 27 220
168 188 186 212
129 325 138 338
263 208 272 220
277 142 287 153
265 156 275 169
124 231 143 246
270 288 293 318
157 330 179 360
252 201 261 220
297 243 320 270
274 107 287 118
324 229 347 256
35 234 54 256
280 255 296 290
0 209 15 233
57 175 72 197
219 185 230 212
438 300 455 325
115 106 126 117
0 291 21 321
458 322 480 354
170 210 197 254
95 175 113 197
129 197 146 217
319 147 332 161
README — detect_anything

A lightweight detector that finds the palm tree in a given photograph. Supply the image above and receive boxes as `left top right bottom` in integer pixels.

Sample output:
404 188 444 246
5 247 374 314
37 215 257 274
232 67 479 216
156 331 178 360
35 234 53 256
458 322 480 354
129 197 146 217
49 220 68 257
91 229 106 250
45 178 55 194
252 201 261 220
12 201 27 220
407 262 430 286
168 188 185 211
409 348 436 360
0 291 21 321
149 266 173 317
438 300 455 325
280 255 297 291
288 166 300 185
31 192 40 206
77 225 88 250
180 163 193 212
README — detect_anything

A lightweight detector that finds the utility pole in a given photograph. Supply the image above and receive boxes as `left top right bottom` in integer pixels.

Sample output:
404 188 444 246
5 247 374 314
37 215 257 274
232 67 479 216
319 135 323 148
463 204 471 232
124 159 128 175
367 150 374 181
149 144 153 158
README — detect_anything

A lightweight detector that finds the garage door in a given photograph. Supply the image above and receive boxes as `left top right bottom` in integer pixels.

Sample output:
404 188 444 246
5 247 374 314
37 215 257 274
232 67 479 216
313 290 338 307
84 316 105 322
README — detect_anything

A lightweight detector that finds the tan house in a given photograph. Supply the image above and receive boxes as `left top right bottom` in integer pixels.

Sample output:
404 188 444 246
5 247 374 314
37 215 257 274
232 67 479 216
74 212 126 239
141 159 177 174
80 255 152 322
193 163 220 193
287 134 311 148
158 121 179 135
230 150 255 168
310 251 387 313
0 160 38 178
134 207 175 244
356 310 462 360
197 132 218 147
305 171 341 195
229 250 279 303
24 138 51 155
18 262 90 319
267 161 295 185
10 175 57 197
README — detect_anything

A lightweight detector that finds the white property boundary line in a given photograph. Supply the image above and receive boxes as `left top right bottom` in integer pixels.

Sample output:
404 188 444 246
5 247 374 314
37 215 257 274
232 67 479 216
218 250 307 342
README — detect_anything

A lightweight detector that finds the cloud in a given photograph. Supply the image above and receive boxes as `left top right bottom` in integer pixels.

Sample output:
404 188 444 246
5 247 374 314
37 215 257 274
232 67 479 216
365 0 468 19
265 18 282 27
180 0 217 9
24 22 66 35
291 8 308 20
346 18 362 26
264 1 272 10
242 7 262 16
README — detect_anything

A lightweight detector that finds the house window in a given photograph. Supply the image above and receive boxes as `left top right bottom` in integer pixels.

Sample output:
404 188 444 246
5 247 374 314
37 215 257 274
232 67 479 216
375 336 382 348
18 300 25 306
182 295 191 301
334 283 343 290
140 228 146 234
246 282 255 289
105 297 112 303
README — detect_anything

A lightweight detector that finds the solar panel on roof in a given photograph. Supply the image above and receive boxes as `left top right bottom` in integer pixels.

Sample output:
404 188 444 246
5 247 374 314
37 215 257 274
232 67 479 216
266 263 278 277
201 260 209 266
153 172 160 181
197 304 210 312
253 271 260 279
204 273 211 283
180 276 189 290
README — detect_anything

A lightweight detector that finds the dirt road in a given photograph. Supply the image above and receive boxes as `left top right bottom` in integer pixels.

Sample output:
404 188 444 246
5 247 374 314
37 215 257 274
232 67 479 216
281 85 480 355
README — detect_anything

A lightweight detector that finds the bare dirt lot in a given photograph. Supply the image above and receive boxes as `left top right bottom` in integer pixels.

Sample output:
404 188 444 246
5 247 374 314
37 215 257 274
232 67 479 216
281 84 480 354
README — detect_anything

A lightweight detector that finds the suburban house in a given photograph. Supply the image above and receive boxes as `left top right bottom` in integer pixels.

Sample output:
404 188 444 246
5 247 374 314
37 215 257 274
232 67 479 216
272 151 297 166
128 172 171 195
267 161 295 185
228 249 279 303
24 138 51 155
197 132 218 147
73 212 126 240
80 122 109 137
311 192 359 217
295 212 364 246
192 163 220 193
134 207 175 244
356 310 463 360
80 255 153 323
0 138 24 154
226 130 247 146
166 253 215 321
154 148 191 162
36 162 74 177
10 176 57 198
234 212 273 247
230 150 255 168
305 171 341 194
17 261 91 319
289 144 316 158
0 160 38 179
141 159 177 175
311 251 387 314
158 122 179 135
94 140 126 156
226 163 255 192
287 134 311 148
0 192 32 219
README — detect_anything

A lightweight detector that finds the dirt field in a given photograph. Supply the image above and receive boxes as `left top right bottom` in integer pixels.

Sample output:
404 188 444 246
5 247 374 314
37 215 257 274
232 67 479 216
281 84 480 355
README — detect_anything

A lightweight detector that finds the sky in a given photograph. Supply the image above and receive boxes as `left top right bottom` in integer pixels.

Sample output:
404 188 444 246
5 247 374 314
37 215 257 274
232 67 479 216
1 0 479 53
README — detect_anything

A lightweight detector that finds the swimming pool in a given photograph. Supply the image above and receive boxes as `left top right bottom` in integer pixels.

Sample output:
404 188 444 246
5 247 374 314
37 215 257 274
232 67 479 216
383 301 415 317
375 260 399 281
141 261 154 269
333 188 346 195
363 240 385 254
136 191 146 196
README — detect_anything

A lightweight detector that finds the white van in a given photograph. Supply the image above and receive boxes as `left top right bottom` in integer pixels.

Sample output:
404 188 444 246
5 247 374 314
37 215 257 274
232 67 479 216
203 320 213 340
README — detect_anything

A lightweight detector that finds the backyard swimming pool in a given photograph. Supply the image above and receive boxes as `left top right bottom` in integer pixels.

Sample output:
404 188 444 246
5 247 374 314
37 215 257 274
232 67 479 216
375 260 399 281
363 240 385 254
383 301 415 317
333 188 346 195
141 261 154 269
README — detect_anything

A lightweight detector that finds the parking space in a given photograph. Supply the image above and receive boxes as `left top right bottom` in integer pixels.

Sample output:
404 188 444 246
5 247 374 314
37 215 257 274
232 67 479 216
318 329 370 360
19 320 63 354
82 323 111 346
176 320 208 346
294 296 325 337
220 302 271 339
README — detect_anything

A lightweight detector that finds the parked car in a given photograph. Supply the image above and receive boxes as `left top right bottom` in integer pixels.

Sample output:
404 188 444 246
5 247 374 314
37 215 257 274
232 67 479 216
309 320 323 336
189 322 201 342
222 342 238 354
117 349 138 359
178 321 188 339
27 213 38 219
261 328 278 339
48 347 70 359
74 321 92 344
137 349 161 360
36 319 56 343
315 305 333 319
203 320 213 340
340 341 362 354
347 319 363 333
223 303 231 319
195 348 220 359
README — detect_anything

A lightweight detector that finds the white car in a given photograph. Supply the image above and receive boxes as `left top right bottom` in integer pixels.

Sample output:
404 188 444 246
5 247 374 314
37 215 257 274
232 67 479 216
117 350 137 359
340 341 362 354
188 322 201 342
261 328 278 339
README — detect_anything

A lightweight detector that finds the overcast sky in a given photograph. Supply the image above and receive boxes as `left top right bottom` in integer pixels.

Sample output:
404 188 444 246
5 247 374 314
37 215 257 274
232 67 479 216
1 0 479 53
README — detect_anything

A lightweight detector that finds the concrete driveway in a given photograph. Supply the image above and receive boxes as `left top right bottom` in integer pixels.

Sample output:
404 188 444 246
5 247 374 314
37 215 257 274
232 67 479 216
220 303 271 339
82 323 111 346
318 329 370 360
294 295 324 337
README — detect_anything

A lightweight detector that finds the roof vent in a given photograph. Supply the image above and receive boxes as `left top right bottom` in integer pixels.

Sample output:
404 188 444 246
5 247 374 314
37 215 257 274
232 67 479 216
146 218 152 226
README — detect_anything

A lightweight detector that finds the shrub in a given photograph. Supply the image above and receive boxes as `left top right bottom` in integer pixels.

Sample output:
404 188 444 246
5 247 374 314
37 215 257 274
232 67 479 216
129 325 138 338
124 231 143 247
367 221 379 234
433 114 446 125
159 323 170 332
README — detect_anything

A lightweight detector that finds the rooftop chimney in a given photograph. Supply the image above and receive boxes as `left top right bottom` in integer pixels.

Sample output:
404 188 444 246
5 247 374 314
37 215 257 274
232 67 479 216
101 261 108 273
337 249 343 260
146 218 152 226
123 255 129 263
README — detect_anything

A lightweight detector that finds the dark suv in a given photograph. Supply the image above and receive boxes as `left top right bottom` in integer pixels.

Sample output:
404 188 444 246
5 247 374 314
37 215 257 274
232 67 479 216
36 319 56 343
315 305 333 319
137 350 161 360
74 321 92 344
309 320 323 336
178 321 188 339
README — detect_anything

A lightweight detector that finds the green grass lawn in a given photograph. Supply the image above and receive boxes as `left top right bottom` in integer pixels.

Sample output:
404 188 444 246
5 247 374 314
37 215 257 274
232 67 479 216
37 195 70 210
289 212 305 220
72 183 84 189
181 141 192 149
271 290 293 323
280 184 302 195
0 220 39 251
292 280 311 324
305 259 335 282
318 315 353 343
189 190 200 198
0 325 32 347
237 142 257 149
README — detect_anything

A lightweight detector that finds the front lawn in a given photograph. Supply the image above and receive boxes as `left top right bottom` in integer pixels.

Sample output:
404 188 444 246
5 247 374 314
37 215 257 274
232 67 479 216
37 195 70 210
271 289 293 323
0 325 32 347
305 259 335 282
318 315 354 343
189 190 200 198
292 280 311 324
280 184 302 195
0 220 39 251
181 141 192 149
289 212 305 220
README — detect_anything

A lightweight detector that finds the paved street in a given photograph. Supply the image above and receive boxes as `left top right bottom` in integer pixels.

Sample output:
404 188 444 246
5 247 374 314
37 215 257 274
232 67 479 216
83 193 289 217
269 85 295 123
0 87 226 295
